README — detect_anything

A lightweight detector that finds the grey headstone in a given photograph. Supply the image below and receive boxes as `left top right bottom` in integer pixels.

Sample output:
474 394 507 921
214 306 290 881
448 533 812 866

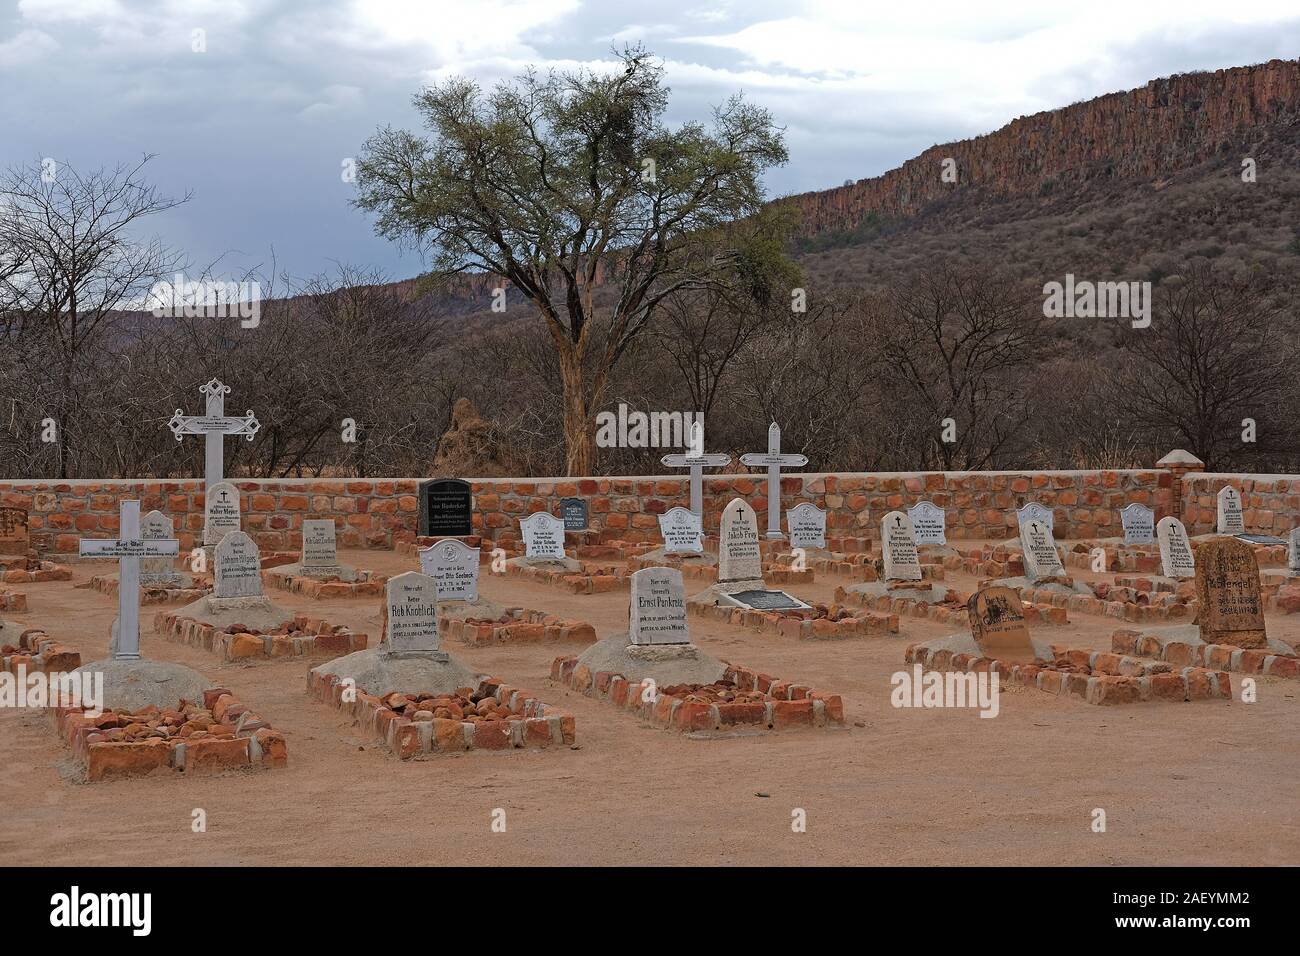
560 497 589 531
787 503 827 550
718 498 762 582
1290 528 1300 576
1120 503 1155 545
203 481 241 547
140 511 179 585
301 519 340 572
658 507 704 555
418 538 480 602
1217 486 1245 535
520 512 566 560
384 571 443 656
628 567 690 646
213 530 262 598
1156 516 1196 580
881 511 923 581
908 500 946 545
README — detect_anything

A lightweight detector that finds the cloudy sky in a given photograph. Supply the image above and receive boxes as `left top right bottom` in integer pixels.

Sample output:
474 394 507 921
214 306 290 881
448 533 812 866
3 0 1298 283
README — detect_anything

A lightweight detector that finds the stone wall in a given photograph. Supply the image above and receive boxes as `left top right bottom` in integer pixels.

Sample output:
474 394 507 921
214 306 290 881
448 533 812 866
1181 474 1300 536
1 468 1173 554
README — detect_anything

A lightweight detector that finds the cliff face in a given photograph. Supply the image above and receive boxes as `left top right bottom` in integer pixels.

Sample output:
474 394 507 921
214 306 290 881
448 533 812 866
782 59 1300 238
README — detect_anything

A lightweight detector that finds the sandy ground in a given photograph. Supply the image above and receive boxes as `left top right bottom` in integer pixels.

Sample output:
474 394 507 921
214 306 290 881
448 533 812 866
2 543 1297 867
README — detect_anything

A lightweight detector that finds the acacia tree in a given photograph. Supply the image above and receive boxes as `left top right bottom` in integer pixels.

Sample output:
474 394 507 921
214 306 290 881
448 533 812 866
354 48 790 474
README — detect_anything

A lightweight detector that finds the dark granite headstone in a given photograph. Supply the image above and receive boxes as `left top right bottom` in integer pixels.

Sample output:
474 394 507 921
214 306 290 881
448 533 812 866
419 478 473 536
560 497 589 531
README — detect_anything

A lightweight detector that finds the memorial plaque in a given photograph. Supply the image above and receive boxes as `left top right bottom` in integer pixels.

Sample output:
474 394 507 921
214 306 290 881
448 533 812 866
203 481 241 546
968 586 1037 664
718 498 762 582
1120 503 1155 545
139 511 179 584
213 531 262 598
1156 516 1196 580
1194 537 1266 648
1216 486 1245 535
0 507 29 555
658 506 704 555
560 497 589 532
1018 517 1065 580
419 478 473 536
728 589 808 611
520 512 566 560
881 511 922 581
908 500 946 546
628 567 690 645
301 519 340 571
418 538 480 602
384 571 442 655
1016 502 1054 532
1236 533 1285 545
787 503 827 551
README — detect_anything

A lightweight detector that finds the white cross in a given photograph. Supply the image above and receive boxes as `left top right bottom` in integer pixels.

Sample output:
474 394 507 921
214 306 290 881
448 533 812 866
740 422 808 540
167 378 260 488
78 500 179 661
660 421 731 518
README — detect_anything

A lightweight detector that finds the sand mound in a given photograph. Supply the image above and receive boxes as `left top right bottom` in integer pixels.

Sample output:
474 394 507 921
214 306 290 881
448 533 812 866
574 633 727 686
312 647 482 697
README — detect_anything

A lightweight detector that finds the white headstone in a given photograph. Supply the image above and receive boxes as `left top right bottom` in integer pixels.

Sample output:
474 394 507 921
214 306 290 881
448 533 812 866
908 500 946 545
660 421 731 518
1016 502 1054 532
1217 486 1245 535
213 531 262 598
300 519 340 572
1157 516 1196 580
658 506 704 555
628 567 690 646
139 511 180 585
519 512 567 560
787 503 827 550
204 481 241 547
1120 503 1155 545
1019 516 1065 580
167 378 260 489
881 511 923 581
739 422 808 539
418 538 481 602
384 571 443 655
1290 527 1300 576
718 498 762 583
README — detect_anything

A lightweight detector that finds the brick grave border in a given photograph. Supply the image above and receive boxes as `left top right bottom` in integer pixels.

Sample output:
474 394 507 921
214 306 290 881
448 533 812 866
551 655 846 733
2 629 81 674
308 669 576 758
154 610 367 661
833 584 1070 628
904 642 1232 706
687 598 899 640
1112 627 1300 680
439 609 597 647
52 686 288 781
1 588 26 612
264 566 388 599
2 559 72 584
88 574 208 605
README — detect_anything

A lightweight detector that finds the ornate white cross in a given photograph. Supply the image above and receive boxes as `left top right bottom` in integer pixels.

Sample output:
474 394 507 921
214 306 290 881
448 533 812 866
660 421 731 518
78 500 179 661
740 422 808 539
167 379 259 488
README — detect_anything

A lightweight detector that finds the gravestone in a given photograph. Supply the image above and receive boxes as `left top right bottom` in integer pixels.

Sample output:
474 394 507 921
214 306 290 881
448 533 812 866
1120 503 1155 545
908 501 946 546
560 497 589 532
1018 517 1065 580
628 567 690 645
383 571 445 658
139 511 182 585
203 481 241 547
727 589 809 611
1156 517 1196 580
881 511 922 581
1016 502 1054 532
660 421 731 518
1194 537 1266 649
1217 486 1245 535
787 503 827 551
418 538 481 602
658 507 704 555
519 512 566 560
1290 528 1300 576
0 507 29 555
739 422 808 539
419 478 473 537
167 378 259 488
300 519 341 574
717 498 762 583
213 531 263 599
968 586 1037 664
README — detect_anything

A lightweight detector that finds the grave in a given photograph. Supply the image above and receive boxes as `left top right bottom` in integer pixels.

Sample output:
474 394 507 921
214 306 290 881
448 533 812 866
169 530 294 632
1194 537 1267 649
264 519 384 597
690 498 809 610
87 509 205 604
659 420 731 517
560 497 589 532
908 500 947 547
787 503 827 552
840 511 951 606
419 478 473 536
1157 516 1196 580
739 422 808 539
507 511 581 572
1120 503 1155 545
629 506 715 569
1216 486 1245 535
1018 514 1068 581
968 586 1043 665
203 481 241 551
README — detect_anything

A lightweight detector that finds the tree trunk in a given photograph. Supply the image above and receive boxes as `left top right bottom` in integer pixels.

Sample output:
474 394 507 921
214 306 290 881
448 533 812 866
558 346 594 476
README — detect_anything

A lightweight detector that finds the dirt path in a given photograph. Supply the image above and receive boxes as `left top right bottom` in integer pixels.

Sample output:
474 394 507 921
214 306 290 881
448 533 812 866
2 545 1296 866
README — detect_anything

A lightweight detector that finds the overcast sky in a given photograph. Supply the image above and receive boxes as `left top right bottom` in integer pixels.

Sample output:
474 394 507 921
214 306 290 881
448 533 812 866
3 0 1299 284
